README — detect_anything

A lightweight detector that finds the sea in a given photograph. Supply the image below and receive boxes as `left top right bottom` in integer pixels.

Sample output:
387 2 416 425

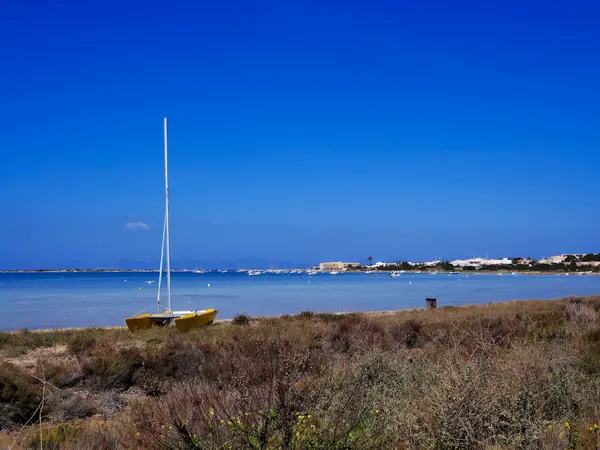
1 271 599 331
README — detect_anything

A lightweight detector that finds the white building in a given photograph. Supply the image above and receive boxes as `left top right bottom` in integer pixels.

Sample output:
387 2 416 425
319 261 360 270
450 257 513 267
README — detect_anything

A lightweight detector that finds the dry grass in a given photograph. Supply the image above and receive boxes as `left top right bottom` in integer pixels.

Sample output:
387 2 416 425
2 295 600 448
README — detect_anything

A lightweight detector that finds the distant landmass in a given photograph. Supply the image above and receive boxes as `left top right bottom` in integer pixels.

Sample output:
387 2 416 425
3 253 598 273
0 257 313 272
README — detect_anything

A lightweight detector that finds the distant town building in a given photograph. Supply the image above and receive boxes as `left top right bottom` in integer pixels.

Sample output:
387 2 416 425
450 257 512 268
539 255 569 264
319 261 360 270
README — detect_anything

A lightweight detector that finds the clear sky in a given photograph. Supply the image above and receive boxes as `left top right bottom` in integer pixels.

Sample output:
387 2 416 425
1 0 599 269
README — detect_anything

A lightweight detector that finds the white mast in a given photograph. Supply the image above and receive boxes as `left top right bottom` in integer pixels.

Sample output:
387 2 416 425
163 117 172 312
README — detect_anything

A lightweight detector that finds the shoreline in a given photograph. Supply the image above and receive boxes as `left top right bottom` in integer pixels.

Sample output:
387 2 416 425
11 293 599 333
1 269 598 276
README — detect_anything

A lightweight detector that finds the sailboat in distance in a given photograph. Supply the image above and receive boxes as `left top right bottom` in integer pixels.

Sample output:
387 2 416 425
125 118 218 332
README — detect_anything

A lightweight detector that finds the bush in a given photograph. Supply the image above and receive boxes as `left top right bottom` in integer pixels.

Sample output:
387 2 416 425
389 319 423 348
231 313 251 326
0 362 41 428
23 424 79 450
143 334 212 381
297 310 315 319
581 253 600 262
47 392 98 421
316 312 345 322
80 346 143 391
131 344 390 449
43 359 83 388
67 334 96 355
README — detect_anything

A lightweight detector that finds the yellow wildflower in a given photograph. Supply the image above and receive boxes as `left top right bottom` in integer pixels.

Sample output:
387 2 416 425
209 408 215 416
564 421 570 429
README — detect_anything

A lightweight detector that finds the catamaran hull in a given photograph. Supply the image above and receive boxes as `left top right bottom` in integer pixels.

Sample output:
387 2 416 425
175 309 218 332
125 313 171 331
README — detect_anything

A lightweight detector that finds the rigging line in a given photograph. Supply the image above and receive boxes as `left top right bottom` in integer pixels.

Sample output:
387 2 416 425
156 211 167 312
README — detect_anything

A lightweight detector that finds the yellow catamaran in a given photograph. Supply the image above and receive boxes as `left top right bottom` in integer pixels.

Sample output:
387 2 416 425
126 118 218 332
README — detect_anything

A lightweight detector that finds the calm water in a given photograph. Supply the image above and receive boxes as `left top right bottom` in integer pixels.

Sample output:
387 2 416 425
0 271 599 331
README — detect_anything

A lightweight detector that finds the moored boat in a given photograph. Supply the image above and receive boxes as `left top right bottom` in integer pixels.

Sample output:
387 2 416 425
125 118 217 332
175 309 219 332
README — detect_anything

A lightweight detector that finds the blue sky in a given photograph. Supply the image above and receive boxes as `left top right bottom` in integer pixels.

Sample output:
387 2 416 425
1 0 599 269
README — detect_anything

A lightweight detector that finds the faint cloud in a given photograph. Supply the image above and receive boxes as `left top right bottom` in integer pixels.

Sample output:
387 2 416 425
125 221 149 231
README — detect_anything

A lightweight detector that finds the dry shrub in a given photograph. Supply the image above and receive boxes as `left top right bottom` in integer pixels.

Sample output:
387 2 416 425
565 301 598 336
80 345 143 391
201 331 321 389
232 313 251 326
66 334 97 355
389 319 424 348
0 328 132 355
144 333 214 381
23 417 137 450
41 358 84 388
4 346 29 357
47 391 98 421
326 315 392 353
383 340 596 449
131 348 390 449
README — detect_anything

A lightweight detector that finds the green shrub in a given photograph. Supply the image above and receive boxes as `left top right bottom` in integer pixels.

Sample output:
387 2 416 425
0 362 41 427
67 334 96 355
23 423 79 450
316 312 345 322
297 310 315 319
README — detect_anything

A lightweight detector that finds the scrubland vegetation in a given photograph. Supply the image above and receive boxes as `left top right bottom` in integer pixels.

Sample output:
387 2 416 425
1 296 600 449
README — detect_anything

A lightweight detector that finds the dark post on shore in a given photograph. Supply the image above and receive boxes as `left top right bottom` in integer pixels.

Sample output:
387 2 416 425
426 298 437 309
